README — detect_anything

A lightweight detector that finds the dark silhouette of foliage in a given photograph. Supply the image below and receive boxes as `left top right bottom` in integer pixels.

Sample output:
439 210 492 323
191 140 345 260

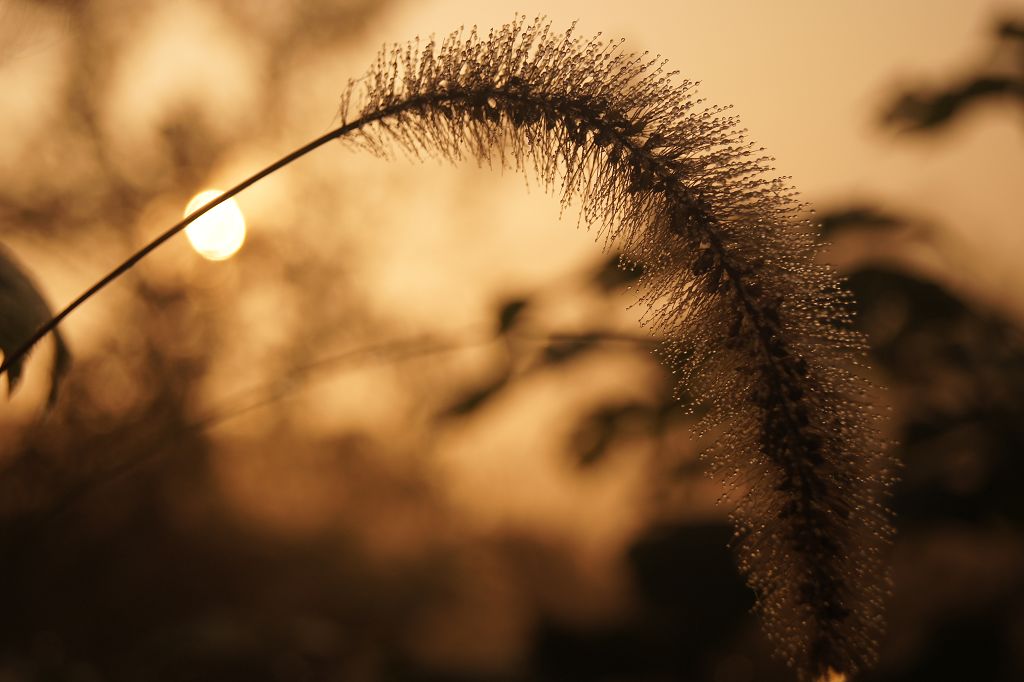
883 17 1024 131
0 246 69 404
817 207 907 239
0 15 897 680
4 7 1023 681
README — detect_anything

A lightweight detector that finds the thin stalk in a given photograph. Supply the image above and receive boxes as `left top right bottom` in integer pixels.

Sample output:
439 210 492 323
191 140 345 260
0 99 428 379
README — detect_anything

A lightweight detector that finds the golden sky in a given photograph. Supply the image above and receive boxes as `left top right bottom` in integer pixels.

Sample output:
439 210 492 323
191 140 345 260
0 0 1018 544
0 5 1021 678
371 0 1024 310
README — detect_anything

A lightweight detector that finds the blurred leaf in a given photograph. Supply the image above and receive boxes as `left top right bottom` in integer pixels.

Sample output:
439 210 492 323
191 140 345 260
532 523 754 681
437 371 511 419
850 267 969 326
570 401 652 467
847 263 1024 527
884 76 1024 131
496 297 530 334
881 15 1024 132
0 245 70 405
592 253 645 292
817 206 908 238
849 267 975 381
540 332 600 365
571 405 622 467
851 266 1024 384
997 19 1024 42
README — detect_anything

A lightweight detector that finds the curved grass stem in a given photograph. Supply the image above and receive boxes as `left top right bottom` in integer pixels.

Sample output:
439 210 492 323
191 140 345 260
0 109 402 379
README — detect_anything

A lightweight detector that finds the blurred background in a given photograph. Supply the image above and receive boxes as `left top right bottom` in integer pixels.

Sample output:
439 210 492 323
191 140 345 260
1 1 1023 680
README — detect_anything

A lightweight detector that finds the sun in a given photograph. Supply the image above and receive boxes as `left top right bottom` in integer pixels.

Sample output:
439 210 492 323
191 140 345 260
183 189 246 261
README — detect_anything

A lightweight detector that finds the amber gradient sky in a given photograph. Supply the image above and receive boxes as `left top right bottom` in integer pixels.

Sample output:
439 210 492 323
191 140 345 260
0 3 1021 671
2 0 1021 327
0 0 1022 563
373 0 1024 304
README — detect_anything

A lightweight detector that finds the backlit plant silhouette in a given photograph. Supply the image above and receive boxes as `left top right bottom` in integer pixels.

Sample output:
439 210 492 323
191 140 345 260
0 17 895 682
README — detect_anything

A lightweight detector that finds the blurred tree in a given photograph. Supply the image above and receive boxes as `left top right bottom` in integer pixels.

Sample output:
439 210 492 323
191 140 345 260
1 5 1023 682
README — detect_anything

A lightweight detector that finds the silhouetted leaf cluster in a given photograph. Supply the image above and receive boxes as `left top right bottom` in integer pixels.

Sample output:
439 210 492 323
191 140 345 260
883 17 1024 131
439 255 662 424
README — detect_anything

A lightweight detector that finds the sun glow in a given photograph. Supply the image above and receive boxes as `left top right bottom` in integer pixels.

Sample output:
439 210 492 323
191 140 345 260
183 189 246 261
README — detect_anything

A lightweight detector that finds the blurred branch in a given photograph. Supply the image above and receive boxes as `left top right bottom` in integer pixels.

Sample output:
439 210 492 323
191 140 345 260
884 77 1024 131
204 327 661 429
997 18 1024 42
21 326 663 536
883 16 1024 131
817 206 910 239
